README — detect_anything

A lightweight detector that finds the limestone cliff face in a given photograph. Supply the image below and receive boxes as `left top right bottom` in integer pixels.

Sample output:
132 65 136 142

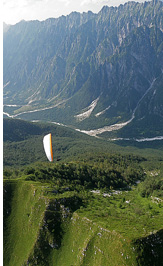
3 1 163 137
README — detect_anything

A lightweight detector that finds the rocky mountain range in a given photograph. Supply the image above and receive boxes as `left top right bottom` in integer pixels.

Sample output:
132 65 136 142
3 0 163 138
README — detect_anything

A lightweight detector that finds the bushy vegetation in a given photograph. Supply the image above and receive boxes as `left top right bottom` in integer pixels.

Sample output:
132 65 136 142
3 118 163 265
139 175 163 198
3 152 163 265
4 153 145 192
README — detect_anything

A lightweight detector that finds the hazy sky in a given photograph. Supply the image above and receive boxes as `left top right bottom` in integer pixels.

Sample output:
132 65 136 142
3 0 148 25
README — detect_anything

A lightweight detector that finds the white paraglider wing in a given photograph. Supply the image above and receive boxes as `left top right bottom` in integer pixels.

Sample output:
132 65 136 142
43 133 53 162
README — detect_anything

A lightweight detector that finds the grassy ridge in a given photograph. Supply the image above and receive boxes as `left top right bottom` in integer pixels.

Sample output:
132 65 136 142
3 178 163 265
3 118 163 265
53 213 137 266
3 180 48 266
3 152 163 265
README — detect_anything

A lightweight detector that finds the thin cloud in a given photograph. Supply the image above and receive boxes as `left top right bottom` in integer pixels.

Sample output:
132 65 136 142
3 0 148 25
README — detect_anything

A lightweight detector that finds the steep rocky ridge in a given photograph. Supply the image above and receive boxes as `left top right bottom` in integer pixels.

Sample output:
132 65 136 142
3 180 163 266
3 0 163 137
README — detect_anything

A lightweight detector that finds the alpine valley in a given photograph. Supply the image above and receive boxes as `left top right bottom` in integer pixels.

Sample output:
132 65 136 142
3 0 163 139
3 1 163 265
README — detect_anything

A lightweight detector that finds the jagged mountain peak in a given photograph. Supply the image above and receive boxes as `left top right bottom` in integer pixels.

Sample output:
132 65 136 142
3 1 163 138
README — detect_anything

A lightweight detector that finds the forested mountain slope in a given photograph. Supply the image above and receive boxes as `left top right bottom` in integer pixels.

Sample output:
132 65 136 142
3 0 163 138
4 151 163 265
3 118 163 167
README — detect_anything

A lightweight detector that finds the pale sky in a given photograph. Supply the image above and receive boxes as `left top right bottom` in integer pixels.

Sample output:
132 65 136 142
3 0 148 25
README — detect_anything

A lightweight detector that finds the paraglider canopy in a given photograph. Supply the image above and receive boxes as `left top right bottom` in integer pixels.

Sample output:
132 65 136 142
43 133 53 162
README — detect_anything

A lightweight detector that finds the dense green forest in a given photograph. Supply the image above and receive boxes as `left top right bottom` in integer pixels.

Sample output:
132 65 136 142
3 118 163 168
3 118 163 265
3 154 163 265
3 0 163 263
